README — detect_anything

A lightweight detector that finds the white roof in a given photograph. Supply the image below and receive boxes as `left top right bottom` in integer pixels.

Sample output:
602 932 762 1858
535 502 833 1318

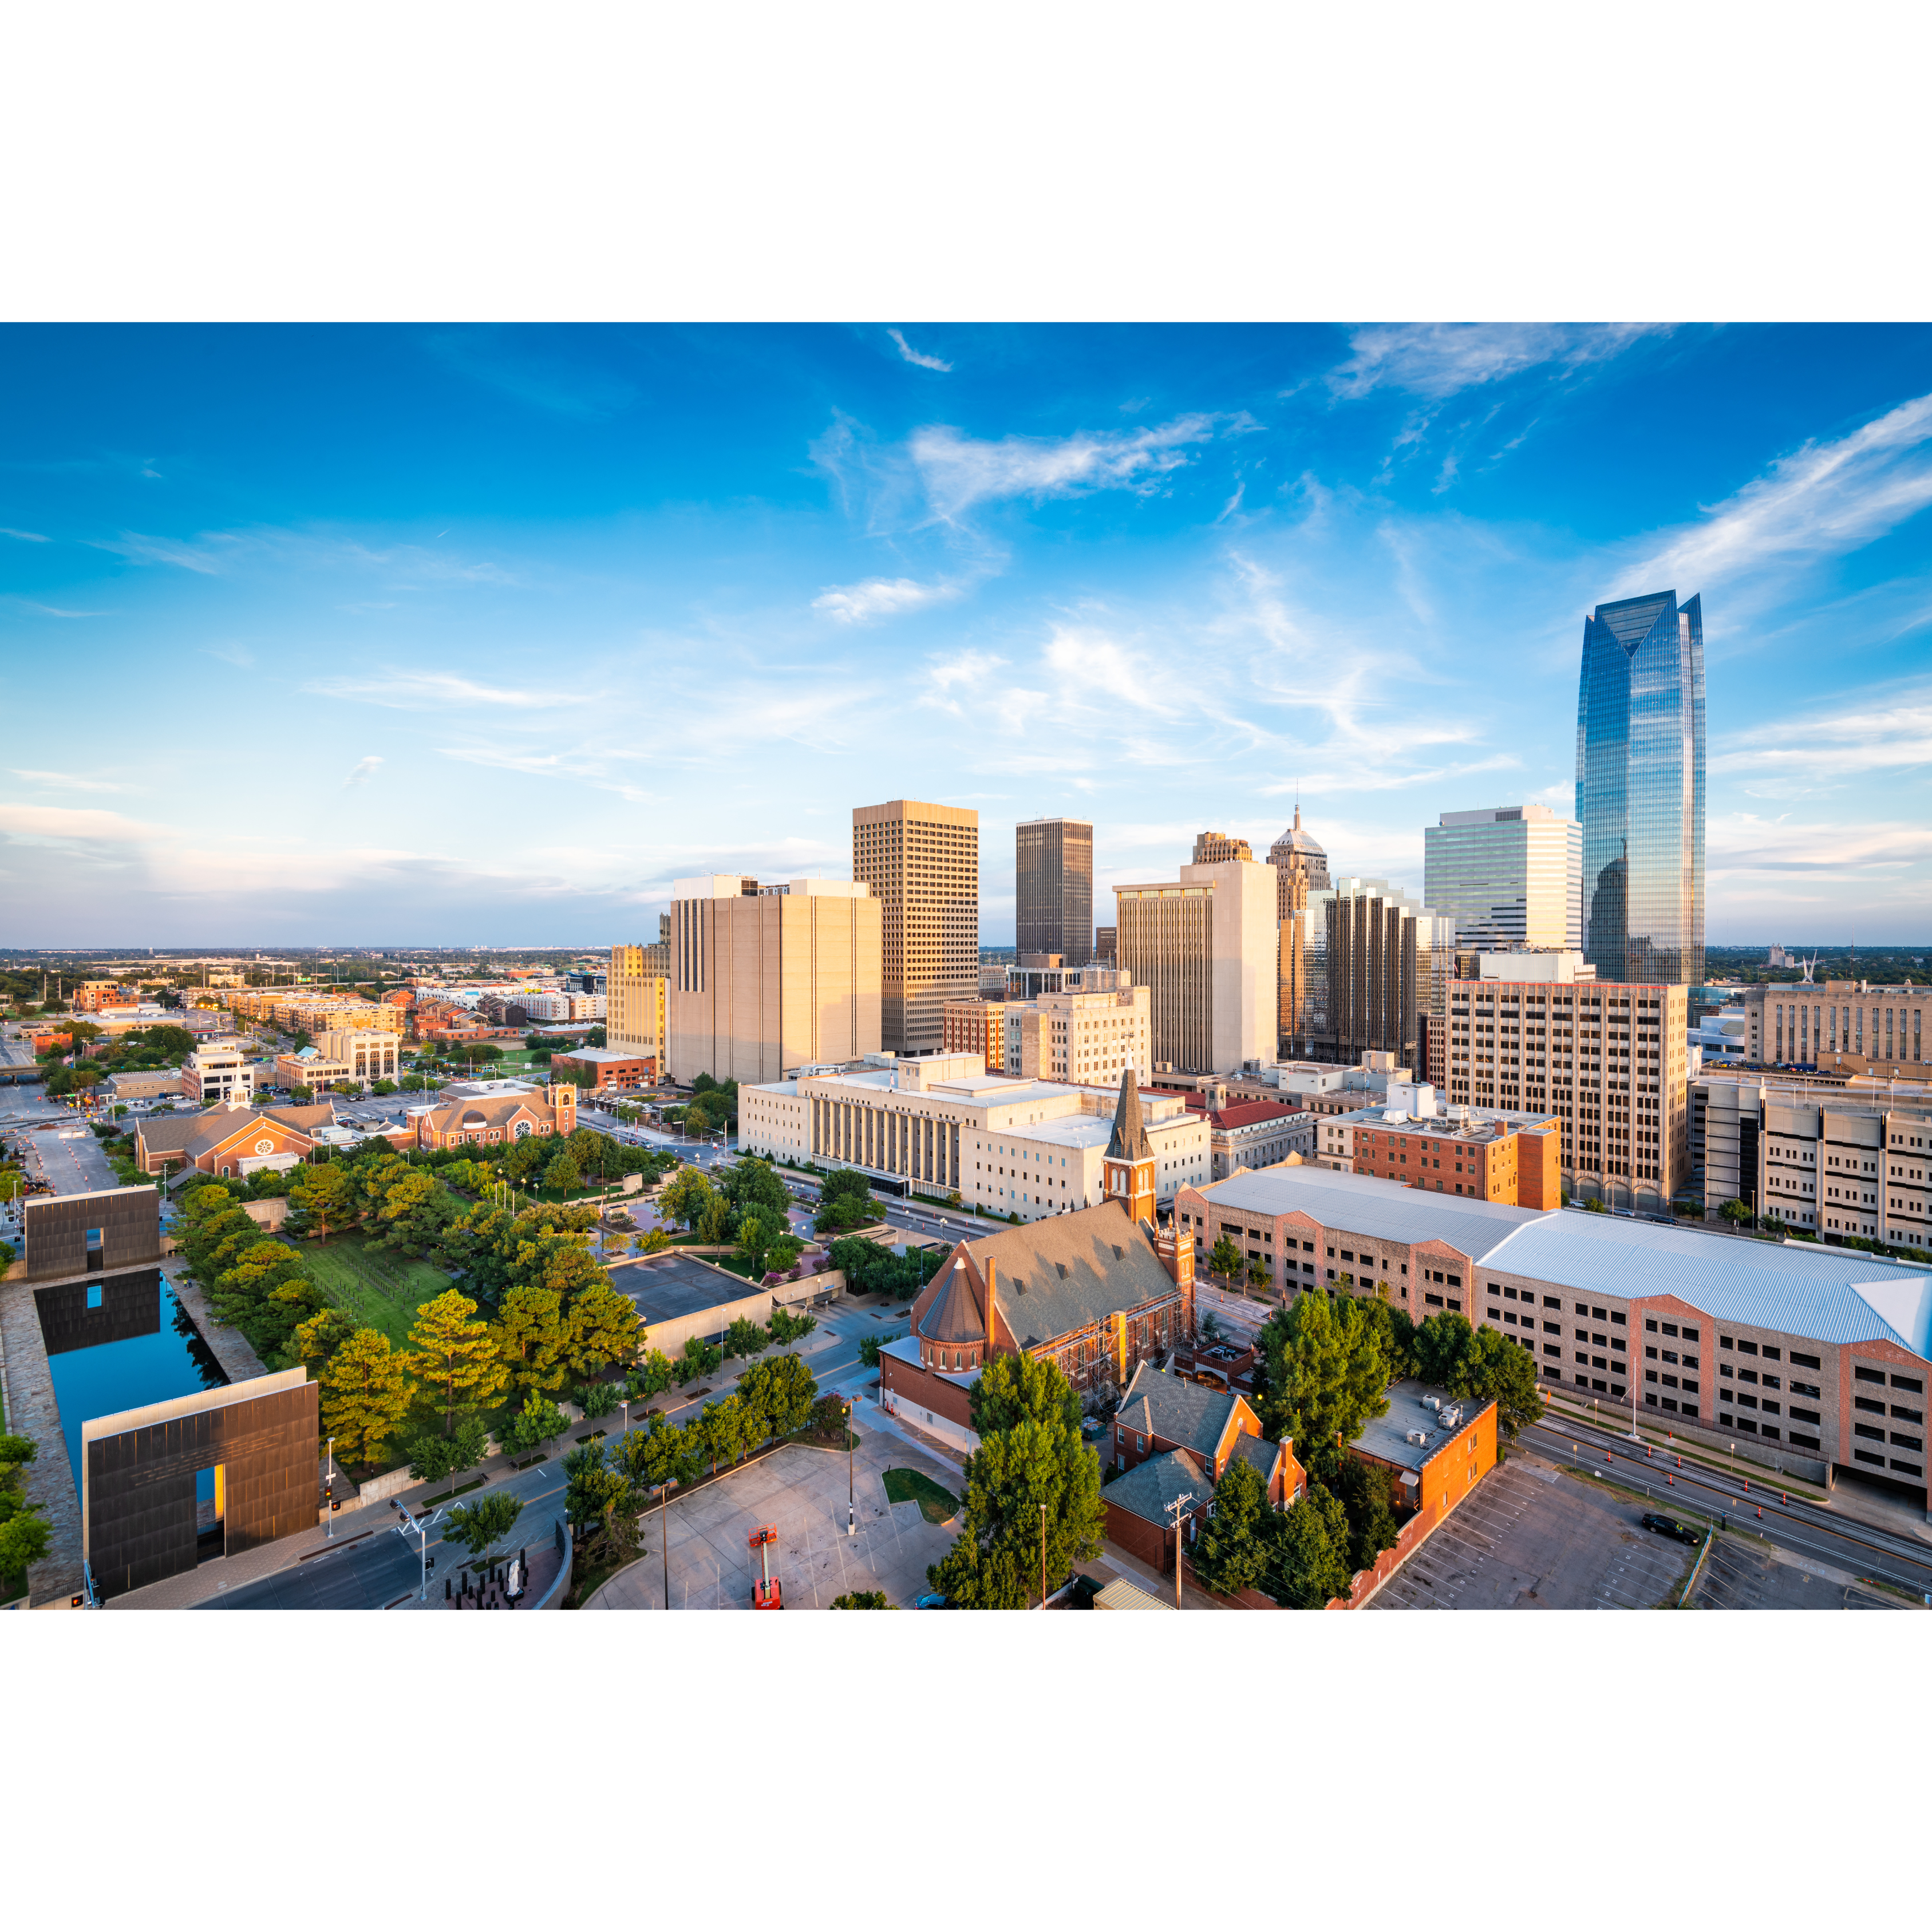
1196 1164 1544 1261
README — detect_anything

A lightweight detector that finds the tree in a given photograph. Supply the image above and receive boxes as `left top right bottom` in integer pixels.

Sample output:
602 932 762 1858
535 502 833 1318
1188 1453 1273 1598
1411 1314 1543 1440
404 1414 490 1483
497 1282 570 1396
564 1278 642 1382
291 1306 357 1379
562 1439 640 1570
831 1591 891 1609
613 1412 704 1492
1325 1455 1401 1572
725 1314 769 1359
288 1085 315 1105
1259 1481 1356 1609
734 1216 772 1279
1255 1290 1392 1474
722 1155 790 1224
406 1289 508 1435
319 1328 417 1470
442 1491 525 1566
737 1353 817 1440
506 1392 570 1453
658 1166 715 1231
289 1161 358 1244
638 1227 671 1255
927 1353 1103 1608
694 1394 753 1474
543 1147 582 1195
815 1168 875 1234
0 1432 50 1593
207 1240 328 1362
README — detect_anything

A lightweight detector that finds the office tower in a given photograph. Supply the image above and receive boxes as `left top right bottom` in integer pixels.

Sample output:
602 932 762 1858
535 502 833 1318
1015 817 1093 965
1269 806 1330 1052
1113 860 1278 1073
639 913 671 980
666 876 882 1085
1577 590 1705 986
1443 956 1688 1214
1424 803 1582 950
607 944 669 1074
852 799 979 1056
1093 925 1117 966
1191 831 1253 866
1286 876 1451 1072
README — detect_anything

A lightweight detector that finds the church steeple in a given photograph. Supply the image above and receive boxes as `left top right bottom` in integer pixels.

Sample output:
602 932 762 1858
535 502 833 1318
1104 1065 1156 1226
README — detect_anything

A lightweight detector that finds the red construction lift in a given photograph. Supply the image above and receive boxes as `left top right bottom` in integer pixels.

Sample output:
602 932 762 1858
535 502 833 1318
749 1524 783 1609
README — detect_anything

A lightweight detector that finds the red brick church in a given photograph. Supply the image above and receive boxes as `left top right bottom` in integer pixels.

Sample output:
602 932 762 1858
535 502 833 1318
879 1071 1197 1451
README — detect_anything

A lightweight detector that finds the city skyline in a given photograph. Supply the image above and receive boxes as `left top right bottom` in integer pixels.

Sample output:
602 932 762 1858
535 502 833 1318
3 323 1931 947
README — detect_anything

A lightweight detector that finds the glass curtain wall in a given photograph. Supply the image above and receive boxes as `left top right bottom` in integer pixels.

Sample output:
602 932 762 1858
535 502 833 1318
1577 590 1705 986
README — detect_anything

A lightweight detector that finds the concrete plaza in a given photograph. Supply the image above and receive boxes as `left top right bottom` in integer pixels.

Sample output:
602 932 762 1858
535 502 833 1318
584 1431 962 1610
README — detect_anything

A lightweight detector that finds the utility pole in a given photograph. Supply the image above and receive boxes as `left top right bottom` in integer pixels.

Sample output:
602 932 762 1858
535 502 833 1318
1163 1490 1195 1610
1039 1502 1048 1606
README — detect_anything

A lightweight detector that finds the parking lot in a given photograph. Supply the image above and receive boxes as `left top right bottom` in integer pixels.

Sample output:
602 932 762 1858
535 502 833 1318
1689 1532 1909 1611
1368 1451 1709 1611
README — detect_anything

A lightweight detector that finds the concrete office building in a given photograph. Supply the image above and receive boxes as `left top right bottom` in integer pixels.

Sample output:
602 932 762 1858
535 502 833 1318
853 798 979 1056
1114 859 1278 1074
943 978 1151 1087
738 1053 1210 1218
607 943 668 1074
1424 803 1582 951
1285 875 1454 1074
1191 831 1252 866
1693 1071 1932 1246
182 1042 256 1105
1740 979 1929 1077
1178 1164 1931 1503
668 875 882 1086
1443 953 1688 1212
1577 588 1706 987
1094 925 1117 966
1016 817 1093 965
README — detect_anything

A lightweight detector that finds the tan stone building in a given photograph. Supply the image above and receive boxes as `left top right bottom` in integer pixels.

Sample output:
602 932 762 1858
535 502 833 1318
668 875 882 1085
607 943 668 1073
1743 979 1929 1078
1190 831 1252 866
1114 859 1279 1074
1443 962 1689 1213
1268 807 1329 1053
942 979 1151 1087
852 797 978 1056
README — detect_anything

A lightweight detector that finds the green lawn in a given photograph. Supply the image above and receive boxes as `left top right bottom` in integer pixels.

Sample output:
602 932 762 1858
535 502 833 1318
302 1232 454 1347
883 1467 960 1525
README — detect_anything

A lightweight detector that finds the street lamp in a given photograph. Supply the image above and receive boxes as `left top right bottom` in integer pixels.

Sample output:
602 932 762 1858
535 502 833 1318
844 1398 855 1536
393 1501 445 1602
325 1436 335 1540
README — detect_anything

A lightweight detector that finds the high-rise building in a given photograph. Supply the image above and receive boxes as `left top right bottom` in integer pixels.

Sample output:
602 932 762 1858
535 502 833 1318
852 799 979 1056
1191 831 1253 866
1442 953 1689 1214
1269 807 1330 1052
667 876 882 1084
1284 875 1453 1073
1113 860 1278 1073
1577 590 1705 986
1423 803 1582 951
608 943 669 1074
1016 817 1093 966
1093 925 1117 966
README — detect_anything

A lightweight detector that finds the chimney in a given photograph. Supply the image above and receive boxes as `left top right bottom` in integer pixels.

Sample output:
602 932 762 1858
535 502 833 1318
983 1257 997 1358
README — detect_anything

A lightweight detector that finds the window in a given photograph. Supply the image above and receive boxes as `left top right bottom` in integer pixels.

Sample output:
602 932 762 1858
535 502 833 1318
1894 1374 1926 1394
1854 1423 1885 1442
86 1282 103 1310
1791 1351 1821 1370
1739 1340 1760 1356
1854 1366 1886 1386
1891 1432 1925 1452
1544 1344 1560 1357
1543 1295 1560 1308
1645 1318 1658 1332
1543 1321 1560 1335
1894 1405 1926 1425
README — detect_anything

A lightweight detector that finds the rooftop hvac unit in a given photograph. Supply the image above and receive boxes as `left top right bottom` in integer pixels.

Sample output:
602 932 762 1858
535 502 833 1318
1406 1429 1429 1445
1423 1394 1441 1411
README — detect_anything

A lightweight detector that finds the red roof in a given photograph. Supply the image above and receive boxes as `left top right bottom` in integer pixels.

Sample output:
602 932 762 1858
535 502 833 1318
1207 1100 1302 1129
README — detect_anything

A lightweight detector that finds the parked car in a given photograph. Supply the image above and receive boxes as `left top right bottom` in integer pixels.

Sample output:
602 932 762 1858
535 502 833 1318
1639 1512 1700 1546
914 1592 949 1609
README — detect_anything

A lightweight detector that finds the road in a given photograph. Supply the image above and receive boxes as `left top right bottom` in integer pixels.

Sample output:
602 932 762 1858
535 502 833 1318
1525 1411 1932 1600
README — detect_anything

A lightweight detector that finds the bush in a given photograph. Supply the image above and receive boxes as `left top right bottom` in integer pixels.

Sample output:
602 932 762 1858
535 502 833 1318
405 1414 491 1483
768 1306 817 1345
831 1591 892 1609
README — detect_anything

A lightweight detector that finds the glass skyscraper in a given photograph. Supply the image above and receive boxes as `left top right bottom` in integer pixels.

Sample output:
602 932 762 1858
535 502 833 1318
1423 803 1582 951
1576 589 1705 987
1015 817 1093 963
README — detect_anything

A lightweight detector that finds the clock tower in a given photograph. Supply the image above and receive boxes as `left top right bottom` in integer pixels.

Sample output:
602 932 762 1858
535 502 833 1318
1103 1065 1157 1227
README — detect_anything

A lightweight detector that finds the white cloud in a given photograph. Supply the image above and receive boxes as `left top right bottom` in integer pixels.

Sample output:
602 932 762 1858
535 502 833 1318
812 575 960 623
887 328 952 373
10 769 139 795
0 803 173 843
341 755 383 789
1 526 49 542
307 671 583 710
908 414 1223 521
1327 324 1668 401
915 649 1011 719
1618 391 1932 598
1709 811 1932 875
90 530 232 573
1711 682 1932 788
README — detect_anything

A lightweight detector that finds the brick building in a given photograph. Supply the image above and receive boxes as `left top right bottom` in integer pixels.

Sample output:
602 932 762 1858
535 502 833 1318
1350 1382 1498 1523
133 1099 341 1180
414 1081 578 1151
1314 1101 1562 1209
551 1046 654 1091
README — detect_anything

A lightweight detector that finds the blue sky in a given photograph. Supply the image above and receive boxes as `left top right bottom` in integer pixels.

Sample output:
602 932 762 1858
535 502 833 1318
3 321 1930 949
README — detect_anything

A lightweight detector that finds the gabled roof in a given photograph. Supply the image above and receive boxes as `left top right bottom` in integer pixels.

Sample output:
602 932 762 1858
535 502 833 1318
422 1091 554 1130
1118 1361 1237 1459
960 1201 1178 1349
1104 1447 1210 1528
1229 1432 1283 1483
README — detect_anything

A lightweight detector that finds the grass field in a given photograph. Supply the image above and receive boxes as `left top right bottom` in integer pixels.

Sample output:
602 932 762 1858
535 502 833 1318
302 1233 453 1347
883 1467 960 1524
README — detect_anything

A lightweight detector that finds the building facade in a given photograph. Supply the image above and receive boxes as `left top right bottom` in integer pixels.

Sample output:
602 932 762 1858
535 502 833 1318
1577 588 1706 987
414 1082 578 1151
183 1044 256 1104
1311 1100 1563 1210
1443 961 1688 1212
1114 859 1278 1074
1016 817 1093 965
607 943 669 1072
1190 831 1252 866
551 1046 654 1092
1269 807 1329 1055
738 1054 1210 1216
1743 979 1929 1078
1191 1097 1315 1179
852 797 979 1056
1424 803 1582 951
668 875 882 1085
1286 875 1453 1074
